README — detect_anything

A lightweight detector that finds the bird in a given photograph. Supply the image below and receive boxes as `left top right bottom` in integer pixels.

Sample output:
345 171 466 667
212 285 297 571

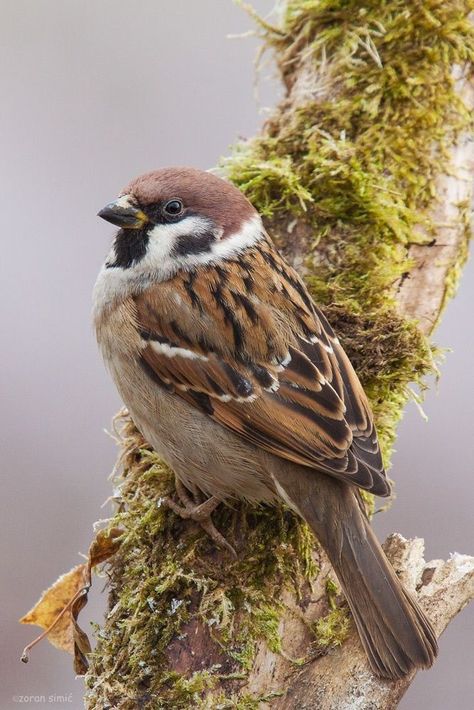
94 166 438 680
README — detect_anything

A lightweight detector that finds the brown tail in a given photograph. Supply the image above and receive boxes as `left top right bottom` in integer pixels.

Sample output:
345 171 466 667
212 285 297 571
277 470 438 679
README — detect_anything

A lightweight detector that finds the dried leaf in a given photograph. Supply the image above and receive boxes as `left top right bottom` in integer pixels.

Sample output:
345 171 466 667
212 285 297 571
20 564 87 653
20 526 123 672
87 527 123 572
71 588 92 675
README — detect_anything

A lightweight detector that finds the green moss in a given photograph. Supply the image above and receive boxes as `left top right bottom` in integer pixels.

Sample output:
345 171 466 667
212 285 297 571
312 579 351 648
86 2 473 707
313 607 351 648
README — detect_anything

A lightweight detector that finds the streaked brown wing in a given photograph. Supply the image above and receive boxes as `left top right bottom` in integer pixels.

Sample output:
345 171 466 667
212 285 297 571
301 308 387 493
134 240 389 496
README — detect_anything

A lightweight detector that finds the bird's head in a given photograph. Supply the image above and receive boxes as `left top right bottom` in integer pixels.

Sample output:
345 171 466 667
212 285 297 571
98 167 262 279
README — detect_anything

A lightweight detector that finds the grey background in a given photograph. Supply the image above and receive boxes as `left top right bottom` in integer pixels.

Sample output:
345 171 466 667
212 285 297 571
0 1 472 708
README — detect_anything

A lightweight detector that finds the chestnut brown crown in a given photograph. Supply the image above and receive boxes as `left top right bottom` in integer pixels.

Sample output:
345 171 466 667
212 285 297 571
122 167 256 239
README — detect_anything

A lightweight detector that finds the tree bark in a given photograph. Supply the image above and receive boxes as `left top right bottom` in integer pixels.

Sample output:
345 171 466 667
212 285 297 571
85 3 474 708
244 536 474 710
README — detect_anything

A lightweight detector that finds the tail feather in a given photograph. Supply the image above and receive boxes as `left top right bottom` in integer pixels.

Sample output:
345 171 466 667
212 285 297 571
277 470 438 680
337 520 437 678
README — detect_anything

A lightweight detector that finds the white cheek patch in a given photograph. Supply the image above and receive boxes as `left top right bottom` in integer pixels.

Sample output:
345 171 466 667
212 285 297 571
143 215 220 276
209 215 264 262
143 213 264 280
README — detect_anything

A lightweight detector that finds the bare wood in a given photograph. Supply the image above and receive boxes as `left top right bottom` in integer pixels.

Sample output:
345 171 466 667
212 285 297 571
396 63 474 335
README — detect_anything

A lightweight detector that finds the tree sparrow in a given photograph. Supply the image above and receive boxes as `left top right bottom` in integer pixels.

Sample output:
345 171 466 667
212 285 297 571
94 167 437 679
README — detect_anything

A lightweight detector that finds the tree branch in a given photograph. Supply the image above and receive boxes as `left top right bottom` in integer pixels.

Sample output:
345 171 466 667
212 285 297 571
252 536 474 710
85 3 474 708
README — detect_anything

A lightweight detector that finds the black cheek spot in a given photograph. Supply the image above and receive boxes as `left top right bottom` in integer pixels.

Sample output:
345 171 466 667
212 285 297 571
172 232 216 256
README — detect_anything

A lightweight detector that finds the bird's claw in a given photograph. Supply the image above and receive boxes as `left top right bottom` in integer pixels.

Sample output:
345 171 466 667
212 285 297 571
163 479 237 558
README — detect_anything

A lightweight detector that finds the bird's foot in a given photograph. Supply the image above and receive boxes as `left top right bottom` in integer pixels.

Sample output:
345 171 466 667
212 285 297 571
163 479 237 558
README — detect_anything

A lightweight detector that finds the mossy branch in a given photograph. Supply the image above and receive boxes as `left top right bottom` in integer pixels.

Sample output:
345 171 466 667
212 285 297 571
85 2 474 708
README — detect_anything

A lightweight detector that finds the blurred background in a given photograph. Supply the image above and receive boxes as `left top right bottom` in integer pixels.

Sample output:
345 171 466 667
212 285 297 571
0 1 472 708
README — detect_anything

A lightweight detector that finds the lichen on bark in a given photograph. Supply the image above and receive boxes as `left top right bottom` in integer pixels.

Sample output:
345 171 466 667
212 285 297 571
85 2 474 708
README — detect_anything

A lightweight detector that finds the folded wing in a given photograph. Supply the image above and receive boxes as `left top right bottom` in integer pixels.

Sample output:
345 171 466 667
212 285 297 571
133 238 389 496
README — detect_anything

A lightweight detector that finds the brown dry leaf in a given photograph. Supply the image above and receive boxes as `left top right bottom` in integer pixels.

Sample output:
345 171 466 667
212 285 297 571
71 586 93 675
87 526 123 571
20 564 87 654
20 526 123 672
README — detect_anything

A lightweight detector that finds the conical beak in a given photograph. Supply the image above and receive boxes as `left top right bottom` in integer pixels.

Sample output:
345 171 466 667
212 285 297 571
98 195 148 229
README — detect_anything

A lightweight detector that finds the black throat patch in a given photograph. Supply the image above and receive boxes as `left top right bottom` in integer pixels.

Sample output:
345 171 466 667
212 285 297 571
107 228 150 269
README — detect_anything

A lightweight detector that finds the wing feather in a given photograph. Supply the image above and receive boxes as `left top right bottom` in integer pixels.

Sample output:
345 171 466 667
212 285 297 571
133 238 389 496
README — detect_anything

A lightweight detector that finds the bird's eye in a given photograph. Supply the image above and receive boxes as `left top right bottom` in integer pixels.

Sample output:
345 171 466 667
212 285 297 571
163 199 184 216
